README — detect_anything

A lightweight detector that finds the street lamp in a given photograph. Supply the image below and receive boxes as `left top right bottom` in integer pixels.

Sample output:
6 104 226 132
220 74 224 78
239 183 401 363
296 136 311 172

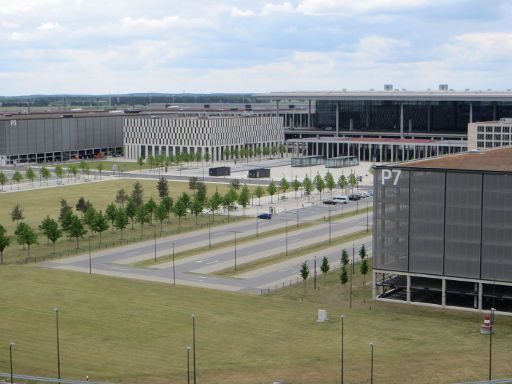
9 342 14 384
154 226 157 263
192 314 197 384
208 214 212 248
328 206 332 244
172 242 176 286
369 342 374 384
54 308 61 379
366 199 369 232
340 315 344 384
88 235 92 275
489 307 496 381
186 346 191 384
314 256 317 290
296 201 299 228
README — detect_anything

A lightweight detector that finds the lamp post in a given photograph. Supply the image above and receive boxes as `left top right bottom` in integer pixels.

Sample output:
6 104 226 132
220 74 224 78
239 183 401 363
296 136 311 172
296 201 299 228
192 314 197 384
234 232 237 271
88 235 92 275
186 346 191 384
328 206 332 244
314 256 317 290
340 315 344 384
154 226 157 263
366 199 369 232
172 242 176 286
369 342 374 384
489 307 496 381
54 308 61 379
9 342 14 384
208 213 212 248
352 244 355 275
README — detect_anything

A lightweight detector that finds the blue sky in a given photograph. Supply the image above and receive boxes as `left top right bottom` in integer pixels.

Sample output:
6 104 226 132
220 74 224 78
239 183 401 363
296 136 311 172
1 0 511 95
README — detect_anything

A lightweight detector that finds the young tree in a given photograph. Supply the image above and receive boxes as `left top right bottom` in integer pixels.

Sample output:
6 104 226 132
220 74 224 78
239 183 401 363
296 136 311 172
291 178 301 199
155 203 167 232
83 207 97 236
222 189 238 221
173 197 188 225
96 162 104 179
359 244 369 286
161 196 174 222
300 261 310 291
131 181 144 206
348 172 358 193
0 171 7 191
94 210 109 245
340 249 350 286
254 186 265 205
0 224 11 264
324 171 336 198
279 177 289 199
114 208 128 240
203 152 211 164
135 204 150 237
25 168 35 185
40 166 51 185
196 182 208 204
68 165 78 181
137 156 145 171
12 171 23 190
66 214 87 249
262 146 270 158
105 203 118 229
338 174 348 192
55 165 64 184
189 176 199 195
223 148 230 161
195 151 202 165
320 256 330 277
267 181 277 203
230 179 241 191
146 198 157 224
314 174 325 200
10 204 24 224
115 188 129 207
190 196 204 224
207 191 223 221
58 199 73 225
39 216 62 254
237 184 251 215
76 197 92 215
125 199 137 229
157 177 169 198
303 175 313 197
15 222 38 257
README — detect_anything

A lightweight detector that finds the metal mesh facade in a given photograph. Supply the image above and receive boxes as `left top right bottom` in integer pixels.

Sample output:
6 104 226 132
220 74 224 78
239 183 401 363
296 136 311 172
374 167 512 283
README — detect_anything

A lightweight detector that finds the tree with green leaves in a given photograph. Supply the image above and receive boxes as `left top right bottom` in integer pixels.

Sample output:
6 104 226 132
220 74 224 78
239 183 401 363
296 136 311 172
230 179 240 191
320 256 330 277
262 146 270 157
125 199 137 229
188 177 199 195
68 165 78 181
173 196 188 225
40 166 51 185
135 204 150 237
254 186 265 205
114 208 128 240
303 175 313 197
279 177 289 199
39 216 61 254
279 143 287 157
208 191 223 221
369 163 376 176
80 162 90 179
146 198 157 224
291 178 301 199
348 172 358 193
0 171 8 191
105 202 118 230
76 197 92 215
204 152 211 164
255 146 262 160
267 180 277 203
131 181 144 206
58 199 73 225
66 214 87 249
157 177 169 198
232 147 239 160
25 168 35 185
359 244 369 286
340 249 349 286
115 188 129 207
161 196 174 222
10 204 24 224
324 171 336 198
314 174 325 200
195 151 202 165
222 189 238 221
300 261 310 291
15 222 38 257
154 203 167 232
83 207 97 236
196 182 208 204
55 165 64 184
179 192 191 210
137 156 145 171
12 171 23 190
96 162 104 179
224 148 230 161
190 196 204 224
94 210 109 245
0 224 11 264
338 174 348 192
237 184 251 215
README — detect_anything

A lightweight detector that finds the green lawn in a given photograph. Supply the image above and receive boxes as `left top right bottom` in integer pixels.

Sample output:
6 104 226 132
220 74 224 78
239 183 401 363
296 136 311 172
65 160 149 172
0 180 245 264
0 265 510 384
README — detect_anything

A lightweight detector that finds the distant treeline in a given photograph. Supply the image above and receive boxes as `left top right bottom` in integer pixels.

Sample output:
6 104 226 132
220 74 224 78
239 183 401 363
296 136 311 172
0 94 260 108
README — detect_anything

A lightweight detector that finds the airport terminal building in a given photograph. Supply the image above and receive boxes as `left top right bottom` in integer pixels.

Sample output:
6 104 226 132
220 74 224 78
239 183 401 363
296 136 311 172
372 147 512 314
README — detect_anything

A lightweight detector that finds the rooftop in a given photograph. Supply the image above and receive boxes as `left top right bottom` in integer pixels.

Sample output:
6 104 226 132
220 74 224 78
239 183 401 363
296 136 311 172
395 146 512 172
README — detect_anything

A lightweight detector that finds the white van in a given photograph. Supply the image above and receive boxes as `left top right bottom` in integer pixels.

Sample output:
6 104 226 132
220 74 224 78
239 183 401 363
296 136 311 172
332 196 349 204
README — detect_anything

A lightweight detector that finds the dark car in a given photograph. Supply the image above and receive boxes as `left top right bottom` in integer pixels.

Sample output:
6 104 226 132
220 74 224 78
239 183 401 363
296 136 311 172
348 194 361 201
257 213 272 220
322 200 337 205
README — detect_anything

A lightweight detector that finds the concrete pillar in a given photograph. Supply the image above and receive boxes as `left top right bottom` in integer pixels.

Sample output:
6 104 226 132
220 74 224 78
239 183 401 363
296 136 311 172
276 100 280 119
308 100 311 129
372 270 377 299
469 102 473 123
408 119 412 133
349 118 353 131
379 144 383 162
474 283 478 309
316 142 319 156
406 275 411 303
335 102 339 137
400 103 404 138
442 278 446 307
357 144 361 160
478 282 483 310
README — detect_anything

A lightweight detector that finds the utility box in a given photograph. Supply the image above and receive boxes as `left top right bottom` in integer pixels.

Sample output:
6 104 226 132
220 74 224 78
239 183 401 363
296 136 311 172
248 168 270 178
209 167 231 177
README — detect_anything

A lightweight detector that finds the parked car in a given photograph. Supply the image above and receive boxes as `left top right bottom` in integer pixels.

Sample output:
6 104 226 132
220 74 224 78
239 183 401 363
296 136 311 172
257 213 272 220
367 190 374 196
349 194 361 201
332 196 349 204
360 191 370 198
323 200 337 205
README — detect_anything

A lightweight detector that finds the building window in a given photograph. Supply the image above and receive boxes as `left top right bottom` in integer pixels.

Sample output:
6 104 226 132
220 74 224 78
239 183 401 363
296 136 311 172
477 141 484 147
486 126 493 132
504 126 510 133
477 134 484 140
494 134 501 140
494 126 502 132
477 126 484 132
486 134 493 140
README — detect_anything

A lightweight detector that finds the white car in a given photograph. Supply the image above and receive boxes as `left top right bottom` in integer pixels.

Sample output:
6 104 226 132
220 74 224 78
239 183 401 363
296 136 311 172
360 191 370 198
332 196 349 204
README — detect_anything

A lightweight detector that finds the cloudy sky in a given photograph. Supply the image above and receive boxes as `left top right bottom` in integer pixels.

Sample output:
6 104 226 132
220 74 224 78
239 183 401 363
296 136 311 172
1 0 512 95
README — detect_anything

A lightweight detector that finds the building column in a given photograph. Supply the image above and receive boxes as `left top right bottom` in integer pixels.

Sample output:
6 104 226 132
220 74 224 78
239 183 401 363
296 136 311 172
349 118 353 131
308 100 311 129
400 103 404 138
276 100 280 119
372 271 377 299
357 144 361 160
335 102 339 137
478 282 483 310
469 102 473 123
442 278 446 307
474 283 478 309
379 144 383 162
406 275 411 303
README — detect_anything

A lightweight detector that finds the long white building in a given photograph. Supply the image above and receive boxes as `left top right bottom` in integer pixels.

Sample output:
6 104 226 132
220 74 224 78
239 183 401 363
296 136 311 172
123 115 284 161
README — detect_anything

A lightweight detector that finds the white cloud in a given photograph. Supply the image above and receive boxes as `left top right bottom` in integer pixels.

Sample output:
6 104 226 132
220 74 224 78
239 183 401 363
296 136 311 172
260 2 295 16
230 7 256 18
38 22 61 31
120 16 214 29
444 32 512 63
297 0 428 16
1 21 19 29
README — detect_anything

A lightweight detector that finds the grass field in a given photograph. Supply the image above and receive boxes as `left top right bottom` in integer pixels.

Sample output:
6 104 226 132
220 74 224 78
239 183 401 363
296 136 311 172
0 179 246 264
0 264 511 384
65 160 149 172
